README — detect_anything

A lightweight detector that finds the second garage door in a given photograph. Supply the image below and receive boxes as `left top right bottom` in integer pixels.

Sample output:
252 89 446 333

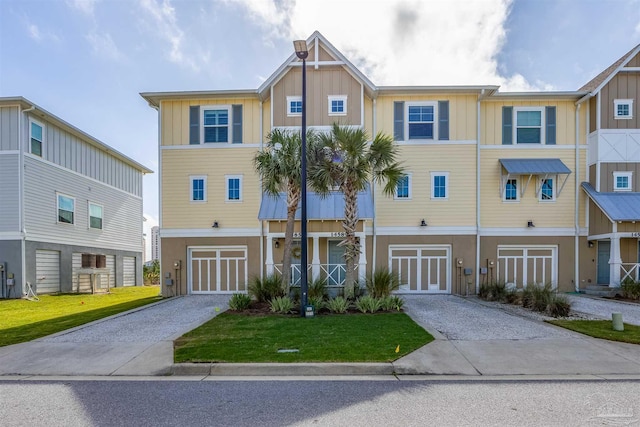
497 245 557 289
389 245 451 293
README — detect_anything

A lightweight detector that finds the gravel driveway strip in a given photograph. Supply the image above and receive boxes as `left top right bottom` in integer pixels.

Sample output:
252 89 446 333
403 295 574 341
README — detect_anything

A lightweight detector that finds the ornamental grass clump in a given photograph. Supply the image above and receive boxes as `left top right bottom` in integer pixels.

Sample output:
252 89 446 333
248 274 285 303
228 293 252 311
269 296 294 314
621 281 640 300
355 295 382 313
530 283 554 312
307 295 325 311
547 294 571 317
380 295 404 312
365 268 400 298
326 296 350 313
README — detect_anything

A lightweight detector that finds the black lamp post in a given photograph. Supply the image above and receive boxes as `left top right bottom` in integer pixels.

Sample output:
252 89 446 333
293 40 309 317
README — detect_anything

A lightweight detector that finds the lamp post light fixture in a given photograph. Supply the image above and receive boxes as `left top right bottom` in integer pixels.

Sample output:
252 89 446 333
293 39 309 317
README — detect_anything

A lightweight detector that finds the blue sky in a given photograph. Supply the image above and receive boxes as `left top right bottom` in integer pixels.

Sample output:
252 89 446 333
1 0 640 257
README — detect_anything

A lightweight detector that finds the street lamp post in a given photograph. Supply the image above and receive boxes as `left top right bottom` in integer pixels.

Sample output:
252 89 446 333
293 40 308 317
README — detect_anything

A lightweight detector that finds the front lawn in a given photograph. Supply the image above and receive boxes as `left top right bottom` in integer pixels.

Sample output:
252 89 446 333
548 319 640 345
174 312 433 363
0 286 162 347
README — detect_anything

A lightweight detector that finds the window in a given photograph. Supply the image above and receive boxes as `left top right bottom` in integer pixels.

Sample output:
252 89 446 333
226 175 242 202
287 96 302 116
614 99 633 119
515 108 544 144
504 179 518 201
202 106 230 143
540 178 554 201
613 171 632 191
407 103 436 140
395 175 411 199
431 172 449 199
328 96 347 116
30 119 44 157
89 202 103 230
190 176 207 202
57 193 75 224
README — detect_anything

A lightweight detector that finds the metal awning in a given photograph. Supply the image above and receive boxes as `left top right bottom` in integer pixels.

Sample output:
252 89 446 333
499 158 572 198
582 182 640 222
258 186 374 220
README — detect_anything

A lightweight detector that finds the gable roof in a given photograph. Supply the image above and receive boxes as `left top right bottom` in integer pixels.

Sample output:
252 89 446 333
579 43 640 94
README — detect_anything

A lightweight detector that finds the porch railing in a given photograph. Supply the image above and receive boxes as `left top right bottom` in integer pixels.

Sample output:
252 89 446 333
621 263 640 283
272 263 356 286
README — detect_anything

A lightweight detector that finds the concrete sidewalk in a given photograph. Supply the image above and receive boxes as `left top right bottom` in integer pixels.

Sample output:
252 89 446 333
1 294 639 378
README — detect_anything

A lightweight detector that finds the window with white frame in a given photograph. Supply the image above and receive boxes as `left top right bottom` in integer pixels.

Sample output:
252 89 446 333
328 96 347 116
226 175 243 202
202 106 230 143
287 96 302 116
88 202 103 230
613 171 632 191
539 178 555 201
431 172 449 199
395 174 411 199
614 99 633 119
57 193 75 224
514 107 544 144
30 119 44 157
406 102 436 140
190 176 207 202
504 178 519 201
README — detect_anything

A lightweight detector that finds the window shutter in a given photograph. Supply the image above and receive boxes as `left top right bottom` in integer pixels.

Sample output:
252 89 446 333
232 105 243 144
189 106 200 144
393 101 404 141
545 106 556 145
502 106 513 145
438 100 449 141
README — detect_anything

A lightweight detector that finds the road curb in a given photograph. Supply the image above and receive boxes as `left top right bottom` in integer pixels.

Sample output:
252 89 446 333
171 362 395 376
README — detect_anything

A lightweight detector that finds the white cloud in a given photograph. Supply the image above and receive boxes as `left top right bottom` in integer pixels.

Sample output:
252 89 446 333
28 24 41 41
86 31 123 61
226 0 540 91
26 22 60 44
66 0 98 16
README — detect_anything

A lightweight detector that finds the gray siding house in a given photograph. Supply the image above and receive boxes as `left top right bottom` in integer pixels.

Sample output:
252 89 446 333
0 97 152 298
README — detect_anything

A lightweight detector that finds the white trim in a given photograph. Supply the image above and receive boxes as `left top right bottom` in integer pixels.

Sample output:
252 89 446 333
613 99 633 120
160 228 260 238
225 174 243 202
200 104 232 144
189 175 207 202
28 117 45 157
613 171 633 191
397 140 477 146
287 96 302 117
503 177 519 202
496 244 558 289
87 201 104 230
394 173 412 200
480 227 577 236
513 106 545 144
23 235 143 253
328 95 347 116
56 192 75 225
430 171 449 200
538 177 556 202
389 244 451 294
161 143 260 150
482 144 585 150
0 232 25 240
376 226 476 235
405 101 438 141
187 245 248 294
0 150 21 156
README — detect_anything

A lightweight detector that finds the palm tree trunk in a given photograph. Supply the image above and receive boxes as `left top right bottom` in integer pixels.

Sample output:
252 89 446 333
341 182 360 298
282 184 300 294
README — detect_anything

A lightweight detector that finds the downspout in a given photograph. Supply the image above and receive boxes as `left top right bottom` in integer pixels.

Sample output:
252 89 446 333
372 97 377 273
475 92 483 294
259 100 264 280
574 102 581 292
20 104 35 296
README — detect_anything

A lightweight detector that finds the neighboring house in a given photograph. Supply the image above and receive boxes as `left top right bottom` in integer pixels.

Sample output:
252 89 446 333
0 97 153 298
141 32 640 297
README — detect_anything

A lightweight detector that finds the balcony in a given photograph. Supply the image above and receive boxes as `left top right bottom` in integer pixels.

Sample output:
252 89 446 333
588 129 640 164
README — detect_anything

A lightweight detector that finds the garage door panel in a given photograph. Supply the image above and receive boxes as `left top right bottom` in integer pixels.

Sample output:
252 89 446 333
498 246 557 289
390 245 450 294
188 246 248 294
123 257 136 286
36 250 61 294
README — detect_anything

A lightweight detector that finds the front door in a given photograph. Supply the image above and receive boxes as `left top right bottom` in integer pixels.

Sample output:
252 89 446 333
597 241 610 285
327 241 345 286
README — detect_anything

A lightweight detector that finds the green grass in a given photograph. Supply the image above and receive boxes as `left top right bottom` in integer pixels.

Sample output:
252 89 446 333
174 312 433 363
0 286 162 347
548 319 640 345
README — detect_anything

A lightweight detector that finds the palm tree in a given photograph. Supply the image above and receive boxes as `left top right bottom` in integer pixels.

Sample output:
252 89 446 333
310 124 404 297
254 129 313 291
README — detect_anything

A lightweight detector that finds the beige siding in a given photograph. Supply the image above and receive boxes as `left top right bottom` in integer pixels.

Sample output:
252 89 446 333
588 199 612 236
272 67 362 127
376 145 476 227
589 97 597 133
599 72 640 129
599 162 640 192
363 96 373 136
161 148 260 228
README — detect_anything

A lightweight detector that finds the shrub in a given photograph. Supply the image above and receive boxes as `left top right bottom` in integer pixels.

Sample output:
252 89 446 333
478 282 508 302
365 268 400 298
521 286 535 309
530 283 553 312
355 295 382 313
547 294 571 317
248 274 285 303
307 295 325 311
621 281 640 300
269 296 294 314
380 295 404 312
308 278 328 300
326 296 350 313
228 293 252 311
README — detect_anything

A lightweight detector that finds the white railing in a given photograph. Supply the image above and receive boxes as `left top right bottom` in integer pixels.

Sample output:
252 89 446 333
588 130 640 164
621 263 640 283
273 263 355 286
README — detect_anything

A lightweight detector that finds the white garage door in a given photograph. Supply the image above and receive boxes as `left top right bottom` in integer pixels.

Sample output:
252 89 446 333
35 250 60 294
497 246 557 289
104 255 115 288
123 257 136 286
188 246 248 294
389 245 451 293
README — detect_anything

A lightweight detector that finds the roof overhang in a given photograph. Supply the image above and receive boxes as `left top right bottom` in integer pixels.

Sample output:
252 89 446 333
499 158 571 198
140 90 259 108
582 182 640 222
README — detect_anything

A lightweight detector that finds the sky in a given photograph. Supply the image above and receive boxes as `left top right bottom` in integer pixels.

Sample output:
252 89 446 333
1 0 640 259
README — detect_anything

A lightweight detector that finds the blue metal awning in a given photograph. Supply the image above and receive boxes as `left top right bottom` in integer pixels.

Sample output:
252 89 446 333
499 158 572 198
582 182 640 222
258 186 374 220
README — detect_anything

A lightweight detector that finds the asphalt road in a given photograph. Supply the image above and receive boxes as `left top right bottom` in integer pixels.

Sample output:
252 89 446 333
1 378 639 426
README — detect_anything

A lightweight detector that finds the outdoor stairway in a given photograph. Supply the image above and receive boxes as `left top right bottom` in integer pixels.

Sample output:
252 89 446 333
584 285 622 298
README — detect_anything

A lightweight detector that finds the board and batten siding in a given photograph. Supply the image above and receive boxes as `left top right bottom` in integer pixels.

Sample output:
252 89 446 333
23 114 143 197
23 156 143 252
375 145 477 227
0 153 19 232
161 148 261 229
0 105 20 150
598 71 640 130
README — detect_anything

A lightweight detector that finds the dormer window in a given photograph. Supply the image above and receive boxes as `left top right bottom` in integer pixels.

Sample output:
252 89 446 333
614 99 633 119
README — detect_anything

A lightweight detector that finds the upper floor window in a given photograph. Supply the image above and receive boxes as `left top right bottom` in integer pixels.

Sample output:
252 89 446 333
515 108 543 144
287 96 302 116
190 105 242 144
328 95 347 116
614 99 633 119
395 174 411 199
502 106 555 145
504 178 519 201
202 107 229 143
407 102 436 140
613 171 632 191
89 202 103 230
431 172 449 199
539 178 554 201
226 175 243 202
57 193 75 224
30 119 44 157
190 176 207 202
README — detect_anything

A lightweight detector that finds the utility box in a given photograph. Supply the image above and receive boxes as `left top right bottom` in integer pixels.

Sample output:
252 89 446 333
464 268 473 276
